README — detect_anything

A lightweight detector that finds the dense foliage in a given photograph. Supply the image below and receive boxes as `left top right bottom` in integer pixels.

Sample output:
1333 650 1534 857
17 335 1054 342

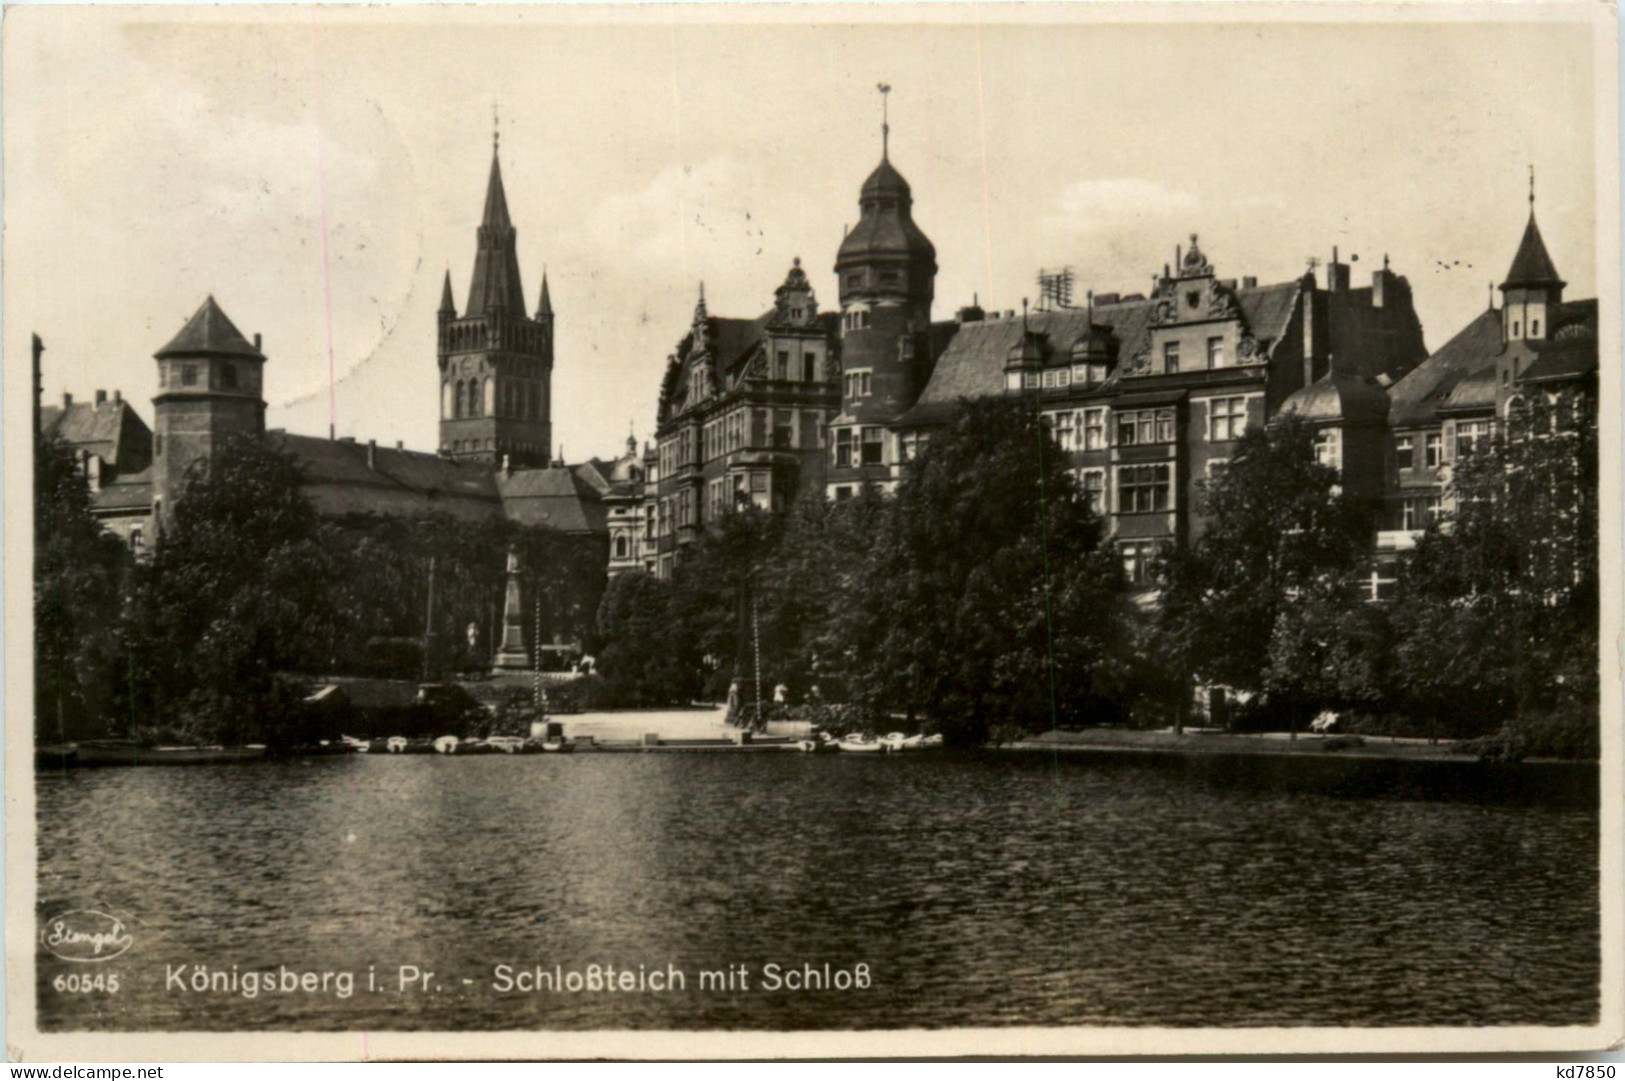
34 432 128 741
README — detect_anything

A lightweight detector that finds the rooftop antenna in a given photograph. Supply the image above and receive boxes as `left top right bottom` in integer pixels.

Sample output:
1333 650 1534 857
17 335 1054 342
877 83 892 158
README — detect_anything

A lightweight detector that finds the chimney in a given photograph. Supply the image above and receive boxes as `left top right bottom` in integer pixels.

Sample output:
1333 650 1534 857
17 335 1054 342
1327 246 1350 293
1241 276 1258 290
62 392 73 408
367 439 377 470
253 333 262 353
113 389 122 403
95 389 107 406
396 440 404 450
1372 255 1393 308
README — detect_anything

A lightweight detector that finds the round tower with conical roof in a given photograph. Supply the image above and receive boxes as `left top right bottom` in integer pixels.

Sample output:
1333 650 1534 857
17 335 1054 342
151 294 267 525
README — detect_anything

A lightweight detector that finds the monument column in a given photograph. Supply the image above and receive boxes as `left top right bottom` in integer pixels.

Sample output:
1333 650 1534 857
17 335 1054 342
492 546 531 671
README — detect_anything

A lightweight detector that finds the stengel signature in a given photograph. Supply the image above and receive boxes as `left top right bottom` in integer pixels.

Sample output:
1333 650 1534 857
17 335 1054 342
41 910 134 963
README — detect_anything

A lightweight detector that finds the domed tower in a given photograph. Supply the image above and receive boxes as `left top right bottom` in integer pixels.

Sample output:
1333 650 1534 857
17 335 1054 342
151 295 267 526
833 87 938 425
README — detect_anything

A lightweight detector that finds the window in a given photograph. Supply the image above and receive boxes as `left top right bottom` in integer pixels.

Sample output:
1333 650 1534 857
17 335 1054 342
1313 429 1340 469
776 350 790 380
1395 433 1414 466
861 426 884 466
645 505 655 541
1401 497 1439 531
615 536 628 559
845 370 873 399
1531 319 1540 337
1049 410 1076 449
1042 368 1071 389
804 353 817 382
774 409 794 449
1208 396 1249 442
220 363 237 389
1207 459 1229 481
833 428 855 469
1116 409 1174 446
1207 337 1224 369
1120 542 1158 586
181 365 198 387
1425 432 1443 468
1022 372 1041 390
1080 469 1106 514
1163 341 1181 374
1456 420 1490 460
900 431 923 461
847 273 864 290
1083 408 1107 451
1118 463 1172 513
130 526 144 554
834 486 854 502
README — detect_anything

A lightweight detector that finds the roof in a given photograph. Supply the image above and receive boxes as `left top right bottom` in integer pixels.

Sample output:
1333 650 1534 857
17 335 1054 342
495 467 607 534
1278 371 1391 425
156 296 263 359
41 399 143 464
1387 307 1504 427
1502 212 1565 290
1521 301 1599 384
90 469 154 514
837 155 936 266
275 434 503 521
464 152 527 315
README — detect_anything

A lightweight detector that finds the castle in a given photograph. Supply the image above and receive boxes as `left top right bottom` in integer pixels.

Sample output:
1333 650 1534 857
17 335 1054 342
617 118 1597 596
41 110 1599 612
40 142 625 576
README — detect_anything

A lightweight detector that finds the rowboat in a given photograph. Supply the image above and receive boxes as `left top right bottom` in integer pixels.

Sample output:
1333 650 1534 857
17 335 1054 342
539 738 575 754
836 734 885 753
432 735 460 755
386 736 409 754
486 736 527 754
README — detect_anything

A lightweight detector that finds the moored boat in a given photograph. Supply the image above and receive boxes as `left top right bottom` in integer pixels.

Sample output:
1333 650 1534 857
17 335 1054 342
836 734 885 753
432 735 460 755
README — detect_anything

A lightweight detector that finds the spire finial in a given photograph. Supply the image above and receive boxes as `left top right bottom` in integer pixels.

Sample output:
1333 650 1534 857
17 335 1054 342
1489 280 1496 310
493 101 500 156
1529 163 1536 210
877 83 892 159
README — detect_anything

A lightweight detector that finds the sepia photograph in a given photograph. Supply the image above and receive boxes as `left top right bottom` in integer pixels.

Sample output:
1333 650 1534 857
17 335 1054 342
5 2 1619 1060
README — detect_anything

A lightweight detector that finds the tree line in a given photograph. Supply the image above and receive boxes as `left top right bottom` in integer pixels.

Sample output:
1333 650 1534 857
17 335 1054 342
35 432 604 748
35 392 1597 756
592 394 1598 754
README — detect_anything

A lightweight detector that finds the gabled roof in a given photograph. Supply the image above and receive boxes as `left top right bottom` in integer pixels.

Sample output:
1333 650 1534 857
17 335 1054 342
1502 213 1565 290
495 467 607 535
156 296 263 359
1387 307 1503 427
275 434 502 522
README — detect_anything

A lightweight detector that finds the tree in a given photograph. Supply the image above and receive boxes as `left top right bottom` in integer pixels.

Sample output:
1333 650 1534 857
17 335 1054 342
34 432 128 740
125 434 337 745
831 397 1118 743
1391 393 1597 740
1157 419 1371 721
594 570 699 705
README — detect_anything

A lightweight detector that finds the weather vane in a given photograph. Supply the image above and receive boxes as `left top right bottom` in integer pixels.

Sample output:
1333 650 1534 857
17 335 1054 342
877 83 892 157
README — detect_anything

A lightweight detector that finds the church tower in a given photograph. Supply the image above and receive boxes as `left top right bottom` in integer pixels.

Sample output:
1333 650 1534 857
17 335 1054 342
438 139 554 466
151 295 267 526
833 87 938 425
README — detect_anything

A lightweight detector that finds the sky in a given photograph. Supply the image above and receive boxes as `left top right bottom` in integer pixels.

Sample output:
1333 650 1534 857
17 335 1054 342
4 7 1603 465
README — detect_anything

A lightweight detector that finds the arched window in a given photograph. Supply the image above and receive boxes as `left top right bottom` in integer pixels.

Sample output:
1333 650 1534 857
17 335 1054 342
615 536 628 558
442 383 454 420
455 381 466 418
483 377 495 417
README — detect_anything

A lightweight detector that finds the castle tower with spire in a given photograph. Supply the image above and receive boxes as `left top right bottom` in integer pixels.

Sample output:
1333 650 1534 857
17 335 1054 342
151 295 267 526
438 137 554 466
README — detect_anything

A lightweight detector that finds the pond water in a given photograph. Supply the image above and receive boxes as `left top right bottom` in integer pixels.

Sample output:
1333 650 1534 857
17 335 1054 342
35 749 1598 1030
